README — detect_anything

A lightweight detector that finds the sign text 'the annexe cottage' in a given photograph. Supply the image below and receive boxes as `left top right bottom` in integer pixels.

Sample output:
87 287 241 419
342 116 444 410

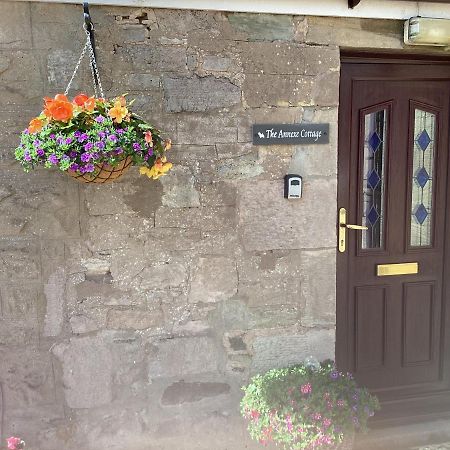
252 124 329 145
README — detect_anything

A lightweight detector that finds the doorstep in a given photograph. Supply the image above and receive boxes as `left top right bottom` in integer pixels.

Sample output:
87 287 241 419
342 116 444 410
354 419 450 450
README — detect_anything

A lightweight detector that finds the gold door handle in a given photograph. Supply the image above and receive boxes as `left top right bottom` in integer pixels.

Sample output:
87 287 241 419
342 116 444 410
346 224 369 230
338 208 367 253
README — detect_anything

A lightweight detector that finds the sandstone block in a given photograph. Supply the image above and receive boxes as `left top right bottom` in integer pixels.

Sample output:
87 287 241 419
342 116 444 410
198 181 237 207
0 239 40 281
202 55 233 72
53 335 113 408
122 73 160 90
0 3 32 48
148 336 220 378
139 261 188 290
243 74 313 107
155 206 236 231
216 153 264 180
239 42 305 75
312 71 340 106
43 268 65 337
107 308 164 330
176 113 238 145
303 46 340 76
238 179 336 251
161 381 230 405
160 165 200 207
163 75 241 112
189 256 238 303
250 329 335 374
0 284 39 319
301 249 336 327
229 13 294 41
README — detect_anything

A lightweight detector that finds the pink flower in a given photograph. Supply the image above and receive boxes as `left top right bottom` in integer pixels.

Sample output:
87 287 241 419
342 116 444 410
323 418 332 428
300 383 312 394
6 437 23 450
286 415 293 432
250 410 260 421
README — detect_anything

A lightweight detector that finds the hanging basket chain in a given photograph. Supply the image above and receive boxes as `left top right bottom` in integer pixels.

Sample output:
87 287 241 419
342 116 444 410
64 20 104 98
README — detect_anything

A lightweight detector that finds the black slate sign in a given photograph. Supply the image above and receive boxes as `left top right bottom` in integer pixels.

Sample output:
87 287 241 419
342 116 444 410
252 123 329 145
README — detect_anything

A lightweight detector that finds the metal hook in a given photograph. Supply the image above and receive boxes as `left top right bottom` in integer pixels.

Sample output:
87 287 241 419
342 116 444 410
83 1 93 31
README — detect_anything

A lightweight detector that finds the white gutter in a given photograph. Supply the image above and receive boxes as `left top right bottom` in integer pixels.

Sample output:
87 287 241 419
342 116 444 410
7 0 450 20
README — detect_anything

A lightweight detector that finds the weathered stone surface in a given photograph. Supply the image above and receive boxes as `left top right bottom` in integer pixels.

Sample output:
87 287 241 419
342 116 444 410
139 260 188 290
301 249 336 327
156 206 236 230
0 239 40 281
0 284 39 319
251 329 335 374
238 179 336 251
160 165 200 207
239 42 305 75
43 268 65 337
217 153 264 180
202 55 233 72
0 2 32 48
176 113 238 145
243 74 313 107
306 16 403 48
312 71 340 106
148 336 220 378
189 256 237 303
229 13 294 41
164 75 241 112
107 308 164 330
161 381 230 405
53 335 113 408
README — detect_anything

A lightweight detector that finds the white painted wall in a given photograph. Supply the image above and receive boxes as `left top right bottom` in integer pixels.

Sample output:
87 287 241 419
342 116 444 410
8 0 450 20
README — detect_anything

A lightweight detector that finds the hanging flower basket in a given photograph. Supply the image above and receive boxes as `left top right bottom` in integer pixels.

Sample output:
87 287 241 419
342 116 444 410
14 4 172 184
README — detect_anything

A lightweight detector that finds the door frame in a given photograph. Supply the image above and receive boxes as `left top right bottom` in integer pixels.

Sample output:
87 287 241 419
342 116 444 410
336 52 450 415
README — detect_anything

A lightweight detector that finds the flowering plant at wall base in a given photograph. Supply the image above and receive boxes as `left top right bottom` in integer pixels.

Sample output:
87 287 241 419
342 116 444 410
15 93 172 183
241 360 380 449
6 437 25 450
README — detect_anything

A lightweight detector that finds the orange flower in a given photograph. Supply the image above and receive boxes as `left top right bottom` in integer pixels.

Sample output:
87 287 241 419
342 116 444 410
84 96 96 112
144 131 153 144
28 117 44 134
117 96 127 107
108 100 128 124
164 138 172 150
43 94 74 122
73 94 89 106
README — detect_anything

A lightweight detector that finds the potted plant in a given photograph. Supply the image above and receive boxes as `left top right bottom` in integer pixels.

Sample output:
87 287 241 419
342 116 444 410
15 93 172 183
241 359 380 449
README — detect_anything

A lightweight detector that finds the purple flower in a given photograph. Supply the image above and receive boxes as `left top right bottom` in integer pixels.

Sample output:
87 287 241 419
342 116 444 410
24 152 32 162
84 142 94 151
98 131 106 139
56 137 64 145
69 151 77 158
95 115 105 123
49 133 56 139
74 131 81 138
62 155 70 161
65 137 73 145
69 162 79 171
116 128 124 135
33 140 41 146
114 147 123 155
96 141 105 150
81 152 92 162
108 134 118 143
330 371 339 380
147 147 153 157
36 148 45 157
132 142 141 151
84 163 95 173
92 152 99 160
77 133 88 143
48 154 59 165
23 129 29 134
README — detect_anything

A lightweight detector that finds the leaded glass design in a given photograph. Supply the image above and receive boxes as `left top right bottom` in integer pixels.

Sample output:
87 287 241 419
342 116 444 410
410 109 436 247
362 109 387 249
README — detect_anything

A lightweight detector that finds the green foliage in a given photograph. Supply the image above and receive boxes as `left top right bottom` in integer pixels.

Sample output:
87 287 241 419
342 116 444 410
241 360 380 449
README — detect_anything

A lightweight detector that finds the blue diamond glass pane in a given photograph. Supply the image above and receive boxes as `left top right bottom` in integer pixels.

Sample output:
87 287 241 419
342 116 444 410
367 169 381 189
368 132 381 153
417 130 431 151
414 204 429 225
367 206 380 226
416 167 430 188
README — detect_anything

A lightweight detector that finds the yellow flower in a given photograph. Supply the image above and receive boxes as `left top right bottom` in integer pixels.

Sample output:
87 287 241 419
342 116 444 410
139 158 173 180
108 101 128 123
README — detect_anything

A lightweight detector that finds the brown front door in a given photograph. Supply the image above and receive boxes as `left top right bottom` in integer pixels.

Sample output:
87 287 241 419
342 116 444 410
337 58 450 416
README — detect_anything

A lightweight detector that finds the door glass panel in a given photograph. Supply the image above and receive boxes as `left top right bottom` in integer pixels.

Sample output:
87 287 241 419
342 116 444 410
410 109 435 247
362 109 387 249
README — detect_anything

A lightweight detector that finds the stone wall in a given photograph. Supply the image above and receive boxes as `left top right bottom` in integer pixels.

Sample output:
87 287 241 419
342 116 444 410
0 3 405 449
